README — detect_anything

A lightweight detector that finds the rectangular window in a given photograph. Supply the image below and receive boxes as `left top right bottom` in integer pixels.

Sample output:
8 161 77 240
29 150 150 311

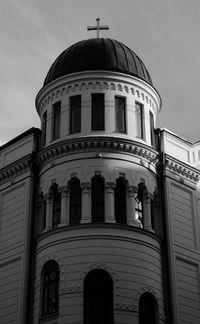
52 101 61 140
70 95 81 133
115 96 126 133
41 111 47 147
135 102 143 139
92 94 105 130
149 111 155 147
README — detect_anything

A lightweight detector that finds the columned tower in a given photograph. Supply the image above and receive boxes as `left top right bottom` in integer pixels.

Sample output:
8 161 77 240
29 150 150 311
34 37 164 323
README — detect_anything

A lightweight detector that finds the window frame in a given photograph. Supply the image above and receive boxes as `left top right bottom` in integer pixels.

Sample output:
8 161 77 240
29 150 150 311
115 96 126 133
41 261 60 318
70 95 81 134
135 102 144 139
52 101 61 140
69 177 82 225
149 110 155 147
41 111 47 147
91 93 105 131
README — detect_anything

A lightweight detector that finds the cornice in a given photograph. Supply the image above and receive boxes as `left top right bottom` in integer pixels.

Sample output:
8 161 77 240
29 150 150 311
0 154 35 185
165 155 199 183
37 137 158 170
36 74 160 116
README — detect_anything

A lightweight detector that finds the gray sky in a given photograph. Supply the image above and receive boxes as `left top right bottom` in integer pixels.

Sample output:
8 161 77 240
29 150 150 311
1 0 200 145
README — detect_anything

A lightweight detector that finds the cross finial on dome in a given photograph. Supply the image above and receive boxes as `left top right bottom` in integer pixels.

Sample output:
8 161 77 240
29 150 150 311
87 18 109 38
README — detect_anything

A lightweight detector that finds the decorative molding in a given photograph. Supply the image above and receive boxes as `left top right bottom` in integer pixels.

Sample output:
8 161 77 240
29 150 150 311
35 255 65 294
165 157 199 183
134 286 165 320
38 80 157 116
0 154 34 185
38 138 158 170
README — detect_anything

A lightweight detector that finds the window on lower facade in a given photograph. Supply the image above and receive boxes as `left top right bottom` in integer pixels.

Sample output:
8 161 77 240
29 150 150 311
84 269 114 324
115 96 126 133
70 95 81 133
41 111 47 147
91 94 105 130
69 177 82 224
135 102 144 139
41 261 60 317
115 177 127 224
52 101 61 140
139 292 159 324
91 175 105 222
52 184 61 228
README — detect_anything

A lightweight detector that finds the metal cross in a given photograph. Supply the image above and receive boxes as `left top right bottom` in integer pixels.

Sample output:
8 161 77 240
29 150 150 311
87 18 109 38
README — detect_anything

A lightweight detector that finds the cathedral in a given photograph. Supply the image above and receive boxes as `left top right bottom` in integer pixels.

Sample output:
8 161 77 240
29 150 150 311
0 21 200 324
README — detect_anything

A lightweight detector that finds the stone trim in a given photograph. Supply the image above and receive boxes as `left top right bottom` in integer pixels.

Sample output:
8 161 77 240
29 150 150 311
165 156 199 183
38 138 158 169
0 154 34 185
38 79 157 116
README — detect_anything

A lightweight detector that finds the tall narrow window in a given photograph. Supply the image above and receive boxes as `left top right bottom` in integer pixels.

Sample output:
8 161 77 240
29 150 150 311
115 96 126 133
139 292 159 324
70 95 81 133
135 102 143 139
41 261 59 317
149 111 155 147
135 183 144 228
52 184 61 228
69 177 81 224
84 269 113 324
52 101 61 140
115 177 127 224
92 175 105 222
91 94 104 130
41 111 47 147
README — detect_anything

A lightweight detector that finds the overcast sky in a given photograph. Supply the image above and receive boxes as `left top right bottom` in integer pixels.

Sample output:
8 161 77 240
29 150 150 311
1 0 200 145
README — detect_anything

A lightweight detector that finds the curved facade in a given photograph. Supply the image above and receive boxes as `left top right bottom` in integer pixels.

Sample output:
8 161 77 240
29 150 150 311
33 39 165 324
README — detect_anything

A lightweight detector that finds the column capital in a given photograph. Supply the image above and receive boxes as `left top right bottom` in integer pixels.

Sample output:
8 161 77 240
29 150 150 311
44 193 52 202
128 185 137 195
59 186 69 196
105 181 116 190
81 182 91 191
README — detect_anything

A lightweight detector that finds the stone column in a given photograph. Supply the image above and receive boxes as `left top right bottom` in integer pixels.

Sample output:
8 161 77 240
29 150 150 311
105 182 116 223
43 193 52 232
59 186 69 227
81 182 91 223
127 186 139 226
143 192 153 231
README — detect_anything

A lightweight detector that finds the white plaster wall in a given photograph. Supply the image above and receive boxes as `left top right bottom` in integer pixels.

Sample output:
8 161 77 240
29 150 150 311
33 226 165 324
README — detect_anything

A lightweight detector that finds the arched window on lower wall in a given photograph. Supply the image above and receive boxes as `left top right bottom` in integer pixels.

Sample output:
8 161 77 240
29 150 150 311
115 177 127 224
139 292 159 324
84 269 114 324
69 177 81 224
41 260 60 318
91 175 105 222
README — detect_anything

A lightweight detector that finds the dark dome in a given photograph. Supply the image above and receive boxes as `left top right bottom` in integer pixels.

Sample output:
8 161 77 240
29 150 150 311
44 38 153 86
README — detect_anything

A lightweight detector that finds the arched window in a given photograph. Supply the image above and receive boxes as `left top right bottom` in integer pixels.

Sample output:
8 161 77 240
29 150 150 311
84 269 113 324
52 184 61 228
69 177 81 224
92 175 105 222
139 292 159 324
115 177 127 224
135 183 144 228
41 261 60 317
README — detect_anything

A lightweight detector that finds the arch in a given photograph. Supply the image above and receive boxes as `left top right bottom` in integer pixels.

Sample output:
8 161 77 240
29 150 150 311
51 183 61 228
91 175 105 222
84 269 114 324
115 177 127 224
69 177 81 224
41 260 60 317
139 292 159 324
